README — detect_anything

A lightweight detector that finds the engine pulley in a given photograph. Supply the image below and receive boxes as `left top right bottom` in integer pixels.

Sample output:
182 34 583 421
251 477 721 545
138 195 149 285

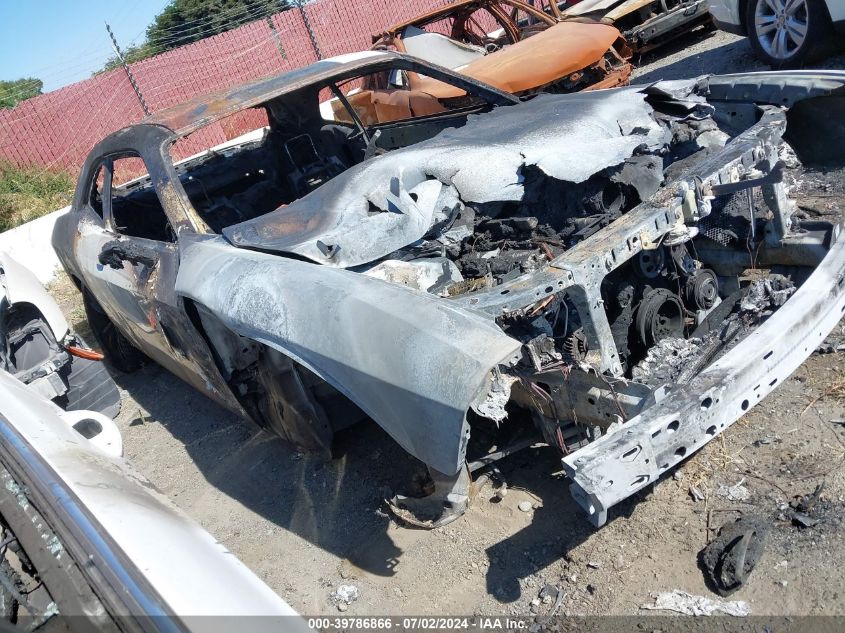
686 269 719 311
635 288 685 348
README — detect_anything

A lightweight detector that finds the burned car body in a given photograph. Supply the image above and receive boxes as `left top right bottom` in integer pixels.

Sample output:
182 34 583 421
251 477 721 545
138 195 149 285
371 0 632 99
52 51 845 527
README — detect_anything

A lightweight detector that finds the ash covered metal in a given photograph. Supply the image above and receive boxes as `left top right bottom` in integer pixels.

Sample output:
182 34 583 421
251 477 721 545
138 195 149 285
51 53 845 527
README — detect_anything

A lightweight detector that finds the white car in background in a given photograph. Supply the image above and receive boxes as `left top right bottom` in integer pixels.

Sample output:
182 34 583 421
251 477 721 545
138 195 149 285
709 0 845 67
0 370 303 629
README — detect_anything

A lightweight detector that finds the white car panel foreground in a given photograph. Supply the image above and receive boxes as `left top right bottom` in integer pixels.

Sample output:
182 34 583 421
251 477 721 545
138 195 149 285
0 370 306 630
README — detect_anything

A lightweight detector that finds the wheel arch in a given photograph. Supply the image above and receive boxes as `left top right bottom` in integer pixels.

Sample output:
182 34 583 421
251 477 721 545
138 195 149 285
181 297 359 456
67 273 83 292
0 253 69 341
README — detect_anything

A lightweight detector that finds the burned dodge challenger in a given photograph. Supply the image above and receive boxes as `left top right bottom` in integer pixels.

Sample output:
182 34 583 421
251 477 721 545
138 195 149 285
53 51 845 527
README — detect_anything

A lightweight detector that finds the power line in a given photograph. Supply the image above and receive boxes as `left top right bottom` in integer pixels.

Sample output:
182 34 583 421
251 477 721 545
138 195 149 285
138 28 287 94
119 1 286 50
148 0 289 37
0 53 125 105
2 47 114 86
141 4 290 49
0 4 291 105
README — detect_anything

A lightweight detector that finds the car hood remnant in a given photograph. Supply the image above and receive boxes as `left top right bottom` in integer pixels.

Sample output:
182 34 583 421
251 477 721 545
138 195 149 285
224 88 667 268
418 22 625 96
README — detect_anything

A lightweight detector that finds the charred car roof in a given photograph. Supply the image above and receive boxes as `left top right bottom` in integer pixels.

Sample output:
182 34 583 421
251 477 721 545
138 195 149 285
374 0 558 37
140 50 518 137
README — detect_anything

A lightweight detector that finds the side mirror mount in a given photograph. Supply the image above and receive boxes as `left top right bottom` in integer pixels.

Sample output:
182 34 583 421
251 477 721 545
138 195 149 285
98 240 157 270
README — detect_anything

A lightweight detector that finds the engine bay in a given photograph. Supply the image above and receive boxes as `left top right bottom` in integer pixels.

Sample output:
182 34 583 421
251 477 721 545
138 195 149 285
161 78 822 406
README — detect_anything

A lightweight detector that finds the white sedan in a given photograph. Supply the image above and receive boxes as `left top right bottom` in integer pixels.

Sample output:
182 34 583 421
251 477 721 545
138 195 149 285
709 0 844 67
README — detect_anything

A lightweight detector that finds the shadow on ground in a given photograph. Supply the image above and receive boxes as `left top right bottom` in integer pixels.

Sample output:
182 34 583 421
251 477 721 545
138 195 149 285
108 361 629 601
113 363 418 577
478 446 640 602
633 30 845 85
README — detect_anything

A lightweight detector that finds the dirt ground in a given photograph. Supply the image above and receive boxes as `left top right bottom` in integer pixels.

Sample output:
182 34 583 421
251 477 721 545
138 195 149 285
46 28 845 623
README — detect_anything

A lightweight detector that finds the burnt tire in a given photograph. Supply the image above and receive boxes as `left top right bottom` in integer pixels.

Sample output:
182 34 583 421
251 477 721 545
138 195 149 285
254 347 366 457
82 289 145 373
746 0 835 69
0 558 20 622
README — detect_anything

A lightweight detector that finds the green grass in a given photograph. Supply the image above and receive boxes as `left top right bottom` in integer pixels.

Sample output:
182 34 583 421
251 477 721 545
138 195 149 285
0 162 75 232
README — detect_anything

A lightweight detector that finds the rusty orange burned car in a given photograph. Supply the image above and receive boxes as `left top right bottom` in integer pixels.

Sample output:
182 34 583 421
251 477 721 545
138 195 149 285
370 0 632 100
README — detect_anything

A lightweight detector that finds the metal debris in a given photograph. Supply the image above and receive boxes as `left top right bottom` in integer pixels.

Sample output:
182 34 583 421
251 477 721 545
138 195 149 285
699 515 770 596
790 483 825 528
641 590 751 616
791 482 824 513
688 485 705 502
474 372 518 424
333 584 360 605
538 584 558 605
739 278 795 313
716 479 750 502
792 513 820 528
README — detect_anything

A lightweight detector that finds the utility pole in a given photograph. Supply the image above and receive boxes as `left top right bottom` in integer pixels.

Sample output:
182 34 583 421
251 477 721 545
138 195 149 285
295 0 322 60
265 16 288 62
105 21 150 116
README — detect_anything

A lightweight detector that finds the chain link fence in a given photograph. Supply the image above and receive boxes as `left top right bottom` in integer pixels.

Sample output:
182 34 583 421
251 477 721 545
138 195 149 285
0 0 445 180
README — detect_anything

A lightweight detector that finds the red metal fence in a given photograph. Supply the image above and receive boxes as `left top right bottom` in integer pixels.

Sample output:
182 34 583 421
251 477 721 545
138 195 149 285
0 0 443 178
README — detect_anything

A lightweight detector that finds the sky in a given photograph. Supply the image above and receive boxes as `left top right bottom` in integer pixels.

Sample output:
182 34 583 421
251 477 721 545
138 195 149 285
0 0 170 92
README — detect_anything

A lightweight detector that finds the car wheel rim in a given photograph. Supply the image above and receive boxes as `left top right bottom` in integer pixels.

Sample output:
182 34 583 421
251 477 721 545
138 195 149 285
754 0 808 60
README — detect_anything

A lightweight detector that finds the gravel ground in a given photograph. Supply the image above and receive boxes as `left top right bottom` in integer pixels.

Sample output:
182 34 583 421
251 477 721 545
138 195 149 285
47 27 845 623
632 29 845 83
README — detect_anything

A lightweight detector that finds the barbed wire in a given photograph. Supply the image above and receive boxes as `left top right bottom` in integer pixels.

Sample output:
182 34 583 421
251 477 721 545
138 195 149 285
138 31 289 99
